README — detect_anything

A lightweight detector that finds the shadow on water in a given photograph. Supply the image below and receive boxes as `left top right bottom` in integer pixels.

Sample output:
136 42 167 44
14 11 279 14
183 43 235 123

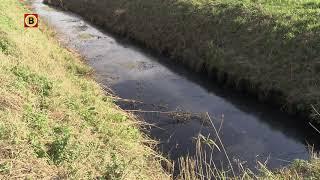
153 56 320 145
112 36 320 151
113 48 320 171
110 36 320 173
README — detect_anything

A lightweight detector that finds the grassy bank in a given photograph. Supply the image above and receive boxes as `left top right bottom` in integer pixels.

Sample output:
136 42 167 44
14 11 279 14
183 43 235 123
0 0 170 179
46 0 320 122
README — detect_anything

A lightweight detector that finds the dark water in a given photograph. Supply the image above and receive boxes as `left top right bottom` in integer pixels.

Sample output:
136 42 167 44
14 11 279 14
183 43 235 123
34 0 319 174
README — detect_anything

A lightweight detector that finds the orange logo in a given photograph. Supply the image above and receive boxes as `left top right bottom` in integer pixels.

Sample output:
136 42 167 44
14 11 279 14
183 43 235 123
24 14 38 28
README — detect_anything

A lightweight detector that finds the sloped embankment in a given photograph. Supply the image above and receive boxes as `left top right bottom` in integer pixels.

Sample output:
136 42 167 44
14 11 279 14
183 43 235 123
45 0 320 122
0 0 169 179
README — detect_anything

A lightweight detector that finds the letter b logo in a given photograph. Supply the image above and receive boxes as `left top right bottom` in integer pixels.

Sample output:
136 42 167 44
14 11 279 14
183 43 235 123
24 14 39 28
29 17 34 24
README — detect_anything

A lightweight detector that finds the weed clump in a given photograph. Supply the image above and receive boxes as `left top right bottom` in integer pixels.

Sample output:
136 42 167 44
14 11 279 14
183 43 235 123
47 126 71 165
11 66 53 97
0 30 16 56
23 106 48 131
104 153 127 180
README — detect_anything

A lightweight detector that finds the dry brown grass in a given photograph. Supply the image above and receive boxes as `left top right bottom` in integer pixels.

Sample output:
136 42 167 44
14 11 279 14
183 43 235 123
176 114 320 180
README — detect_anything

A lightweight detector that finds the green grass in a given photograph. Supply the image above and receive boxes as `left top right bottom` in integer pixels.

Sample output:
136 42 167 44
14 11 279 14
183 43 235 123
0 0 169 179
48 0 320 122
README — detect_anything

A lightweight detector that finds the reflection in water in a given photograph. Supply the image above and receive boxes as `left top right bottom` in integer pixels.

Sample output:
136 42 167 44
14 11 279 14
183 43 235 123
34 0 319 174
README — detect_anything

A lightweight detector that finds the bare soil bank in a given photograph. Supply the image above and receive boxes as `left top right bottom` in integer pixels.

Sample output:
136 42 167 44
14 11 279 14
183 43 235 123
44 0 320 122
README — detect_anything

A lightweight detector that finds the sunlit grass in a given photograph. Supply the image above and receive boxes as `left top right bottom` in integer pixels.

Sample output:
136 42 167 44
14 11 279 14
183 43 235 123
0 0 170 179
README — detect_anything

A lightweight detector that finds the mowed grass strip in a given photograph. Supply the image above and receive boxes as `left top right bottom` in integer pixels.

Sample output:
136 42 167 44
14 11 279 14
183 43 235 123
0 0 169 179
47 0 320 121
